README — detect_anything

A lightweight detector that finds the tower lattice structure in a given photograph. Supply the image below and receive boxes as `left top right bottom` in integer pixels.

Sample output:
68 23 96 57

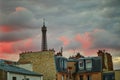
41 19 47 51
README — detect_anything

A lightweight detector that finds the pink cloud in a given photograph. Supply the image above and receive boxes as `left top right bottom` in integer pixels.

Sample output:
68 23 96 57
58 36 70 46
0 26 14 32
24 39 33 48
75 32 92 49
16 7 27 12
0 38 34 60
0 42 15 53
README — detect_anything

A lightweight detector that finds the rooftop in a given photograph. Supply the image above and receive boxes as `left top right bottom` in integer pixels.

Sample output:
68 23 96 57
0 63 42 76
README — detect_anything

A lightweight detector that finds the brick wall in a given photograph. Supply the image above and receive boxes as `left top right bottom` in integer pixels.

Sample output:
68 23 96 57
76 72 102 80
18 51 56 80
115 70 120 80
0 70 7 80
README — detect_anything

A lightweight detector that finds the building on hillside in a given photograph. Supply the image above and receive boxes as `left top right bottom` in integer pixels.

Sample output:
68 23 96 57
0 61 43 80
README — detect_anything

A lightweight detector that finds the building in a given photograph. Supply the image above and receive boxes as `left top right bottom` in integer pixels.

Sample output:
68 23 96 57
54 56 102 80
18 51 56 80
102 71 115 80
18 21 58 80
75 57 102 80
97 50 113 71
18 20 116 80
114 69 120 80
55 56 68 80
0 60 43 80
16 61 33 71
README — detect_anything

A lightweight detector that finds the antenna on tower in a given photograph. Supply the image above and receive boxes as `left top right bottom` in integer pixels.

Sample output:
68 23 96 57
43 18 45 26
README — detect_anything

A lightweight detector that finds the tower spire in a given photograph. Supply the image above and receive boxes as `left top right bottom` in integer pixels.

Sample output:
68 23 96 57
41 18 47 51
43 18 45 26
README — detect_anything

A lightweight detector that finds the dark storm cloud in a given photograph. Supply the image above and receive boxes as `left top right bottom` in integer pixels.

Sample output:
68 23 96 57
0 7 40 30
90 30 120 50
99 0 120 31
0 0 120 67
0 0 120 50
0 29 40 42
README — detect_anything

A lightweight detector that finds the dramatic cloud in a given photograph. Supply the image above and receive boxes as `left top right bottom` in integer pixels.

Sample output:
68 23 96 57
58 36 70 46
75 33 92 49
0 0 120 69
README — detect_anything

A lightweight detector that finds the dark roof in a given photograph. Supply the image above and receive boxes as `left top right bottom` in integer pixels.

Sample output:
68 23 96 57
67 59 78 62
0 63 42 76
54 56 68 72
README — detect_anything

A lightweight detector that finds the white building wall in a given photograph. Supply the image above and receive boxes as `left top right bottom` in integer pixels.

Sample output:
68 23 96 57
16 63 33 71
7 72 43 80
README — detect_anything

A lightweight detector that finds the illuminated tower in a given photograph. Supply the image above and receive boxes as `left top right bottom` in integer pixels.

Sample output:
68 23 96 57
41 19 47 51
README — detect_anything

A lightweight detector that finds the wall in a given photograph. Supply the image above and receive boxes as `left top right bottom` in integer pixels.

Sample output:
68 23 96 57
67 61 76 73
0 70 7 80
7 72 42 80
16 63 33 71
57 72 67 80
18 51 56 80
97 51 113 71
76 72 102 80
115 70 120 80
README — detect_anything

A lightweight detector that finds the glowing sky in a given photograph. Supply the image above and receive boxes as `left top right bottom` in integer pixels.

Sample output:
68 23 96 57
0 0 120 69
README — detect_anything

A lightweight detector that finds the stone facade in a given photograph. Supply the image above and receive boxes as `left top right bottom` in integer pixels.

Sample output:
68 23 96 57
75 72 102 80
18 51 56 80
56 72 67 80
97 50 113 71
0 70 7 80
115 70 120 80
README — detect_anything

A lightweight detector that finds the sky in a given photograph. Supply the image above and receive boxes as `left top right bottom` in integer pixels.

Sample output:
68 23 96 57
0 0 120 69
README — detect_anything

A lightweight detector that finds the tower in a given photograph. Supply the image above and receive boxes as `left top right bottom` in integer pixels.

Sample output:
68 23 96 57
41 19 47 51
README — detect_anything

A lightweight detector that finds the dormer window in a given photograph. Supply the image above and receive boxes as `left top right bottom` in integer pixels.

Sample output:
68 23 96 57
79 60 84 70
86 59 92 70
80 61 83 67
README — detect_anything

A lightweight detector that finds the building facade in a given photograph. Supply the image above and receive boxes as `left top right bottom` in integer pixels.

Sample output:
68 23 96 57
75 57 102 80
18 51 56 80
54 56 102 80
55 56 68 80
97 50 113 71
0 61 43 80
115 70 120 80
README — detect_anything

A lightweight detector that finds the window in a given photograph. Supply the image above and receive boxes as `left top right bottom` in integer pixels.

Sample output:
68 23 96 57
80 62 83 67
12 77 16 80
26 78 29 80
80 75 83 80
64 60 67 70
79 60 84 70
60 59 64 69
87 75 92 80
62 75 64 80
86 59 92 70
